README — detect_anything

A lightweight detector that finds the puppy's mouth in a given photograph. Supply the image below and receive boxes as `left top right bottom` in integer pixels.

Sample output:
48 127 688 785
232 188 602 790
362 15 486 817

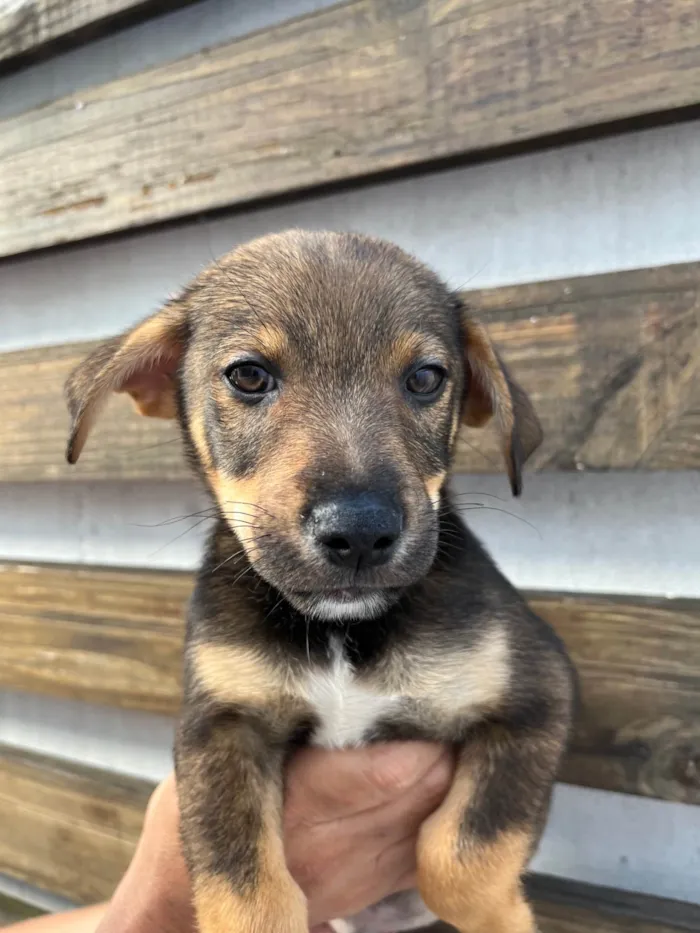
287 586 401 622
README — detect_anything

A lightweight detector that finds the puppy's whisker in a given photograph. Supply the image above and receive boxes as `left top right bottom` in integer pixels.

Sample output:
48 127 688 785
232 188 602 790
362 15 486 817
129 437 184 453
146 517 214 557
131 508 218 528
262 593 287 624
221 499 278 520
210 533 275 574
449 491 507 502
454 435 501 470
229 563 257 587
451 504 541 536
451 256 493 292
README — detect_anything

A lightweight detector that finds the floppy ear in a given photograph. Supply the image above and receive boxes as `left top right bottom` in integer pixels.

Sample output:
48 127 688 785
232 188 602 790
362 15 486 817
64 298 189 464
461 312 542 496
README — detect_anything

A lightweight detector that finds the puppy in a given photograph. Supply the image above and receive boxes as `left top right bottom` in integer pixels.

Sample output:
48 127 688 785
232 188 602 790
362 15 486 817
65 231 574 933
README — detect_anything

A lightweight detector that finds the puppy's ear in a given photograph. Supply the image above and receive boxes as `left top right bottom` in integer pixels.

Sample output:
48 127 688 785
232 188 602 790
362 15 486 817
64 297 190 464
460 308 542 496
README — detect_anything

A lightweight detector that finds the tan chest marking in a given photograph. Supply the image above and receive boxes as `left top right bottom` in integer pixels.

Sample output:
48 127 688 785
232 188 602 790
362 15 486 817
192 642 297 708
384 627 511 718
193 628 510 740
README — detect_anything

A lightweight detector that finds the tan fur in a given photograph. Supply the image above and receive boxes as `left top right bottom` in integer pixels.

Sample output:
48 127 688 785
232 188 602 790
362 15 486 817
117 310 185 417
390 331 447 372
210 474 267 561
424 470 447 508
122 312 178 353
124 374 178 418
418 787 535 933
462 320 511 429
449 409 461 447
65 300 186 461
190 409 214 474
380 627 511 719
210 442 312 561
462 317 542 492
192 643 297 707
194 801 307 933
253 323 289 361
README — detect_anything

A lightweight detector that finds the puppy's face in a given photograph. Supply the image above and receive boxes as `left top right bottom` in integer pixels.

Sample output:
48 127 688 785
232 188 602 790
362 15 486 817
65 232 541 621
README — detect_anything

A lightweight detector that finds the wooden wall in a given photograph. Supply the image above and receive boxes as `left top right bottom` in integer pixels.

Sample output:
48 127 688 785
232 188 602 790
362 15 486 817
1 0 700 927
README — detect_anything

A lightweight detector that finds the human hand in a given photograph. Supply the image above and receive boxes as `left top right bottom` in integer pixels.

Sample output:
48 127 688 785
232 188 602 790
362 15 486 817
96 742 453 933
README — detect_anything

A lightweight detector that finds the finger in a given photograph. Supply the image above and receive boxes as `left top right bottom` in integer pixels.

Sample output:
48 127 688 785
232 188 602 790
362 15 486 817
306 829 419 926
285 742 449 825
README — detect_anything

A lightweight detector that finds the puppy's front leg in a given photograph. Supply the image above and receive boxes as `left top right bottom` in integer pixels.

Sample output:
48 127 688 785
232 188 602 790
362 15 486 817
417 698 571 933
175 711 307 933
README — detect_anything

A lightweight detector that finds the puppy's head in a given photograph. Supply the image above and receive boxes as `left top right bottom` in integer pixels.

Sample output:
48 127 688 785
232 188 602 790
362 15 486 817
66 231 541 621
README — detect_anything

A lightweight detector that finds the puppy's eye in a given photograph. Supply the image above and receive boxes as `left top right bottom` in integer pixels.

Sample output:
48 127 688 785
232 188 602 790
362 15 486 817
405 366 446 399
225 363 276 397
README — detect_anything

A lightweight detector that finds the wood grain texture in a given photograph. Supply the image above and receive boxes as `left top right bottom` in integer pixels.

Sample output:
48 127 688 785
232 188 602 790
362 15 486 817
1 562 699 803
2 261 700 481
0 0 192 72
532 592 700 804
529 875 700 933
0 743 151 904
3 0 700 256
460 262 700 474
0 562 188 713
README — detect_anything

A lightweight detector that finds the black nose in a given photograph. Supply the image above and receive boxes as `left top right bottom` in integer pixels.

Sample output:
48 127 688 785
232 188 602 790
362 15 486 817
308 492 403 570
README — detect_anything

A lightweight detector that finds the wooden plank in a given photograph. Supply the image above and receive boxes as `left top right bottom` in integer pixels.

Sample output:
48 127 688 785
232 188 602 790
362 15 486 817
3 0 700 257
0 340 188 483
0 562 187 714
532 592 700 804
2 261 699 482
0 744 150 905
0 1 193 73
1 746 699 932
460 262 700 474
1 562 699 803
529 875 700 933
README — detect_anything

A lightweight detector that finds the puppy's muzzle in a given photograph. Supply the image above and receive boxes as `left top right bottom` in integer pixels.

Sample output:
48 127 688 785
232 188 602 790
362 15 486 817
306 491 403 571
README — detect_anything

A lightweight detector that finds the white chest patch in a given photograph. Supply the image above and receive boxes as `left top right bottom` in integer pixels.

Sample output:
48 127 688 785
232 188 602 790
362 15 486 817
304 639 402 749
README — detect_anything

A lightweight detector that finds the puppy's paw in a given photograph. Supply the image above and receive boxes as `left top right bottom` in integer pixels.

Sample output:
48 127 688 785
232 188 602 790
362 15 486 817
194 872 308 933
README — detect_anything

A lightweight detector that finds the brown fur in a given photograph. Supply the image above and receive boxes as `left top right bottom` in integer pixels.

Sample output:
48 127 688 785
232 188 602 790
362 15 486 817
64 230 574 933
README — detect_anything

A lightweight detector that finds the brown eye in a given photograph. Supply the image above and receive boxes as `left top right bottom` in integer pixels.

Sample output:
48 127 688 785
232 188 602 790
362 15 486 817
225 363 276 397
405 365 446 398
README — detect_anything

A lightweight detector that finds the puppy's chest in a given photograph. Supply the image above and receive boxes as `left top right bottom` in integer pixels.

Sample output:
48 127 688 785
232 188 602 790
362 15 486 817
303 643 403 749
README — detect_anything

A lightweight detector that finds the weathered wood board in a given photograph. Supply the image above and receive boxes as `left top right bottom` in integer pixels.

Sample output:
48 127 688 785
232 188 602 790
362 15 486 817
3 0 700 256
1 562 699 804
0 744 150 905
463 262 700 473
0 0 189 72
0 562 187 714
530 592 700 805
528 875 700 933
1 262 699 481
